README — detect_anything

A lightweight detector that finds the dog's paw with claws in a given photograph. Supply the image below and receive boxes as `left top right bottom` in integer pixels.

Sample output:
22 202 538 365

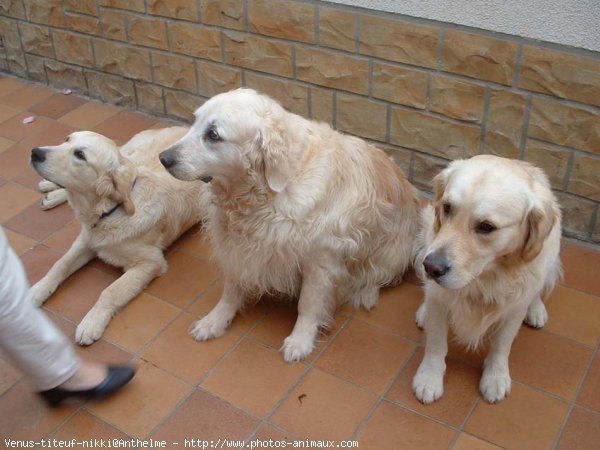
76 310 110 345
480 368 511 403
412 367 444 404
281 335 314 362
189 314 230 341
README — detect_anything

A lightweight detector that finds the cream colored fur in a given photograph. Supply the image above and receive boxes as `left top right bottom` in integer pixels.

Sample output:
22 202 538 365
412 155 562 404
160 88 420 362
30 127 207 345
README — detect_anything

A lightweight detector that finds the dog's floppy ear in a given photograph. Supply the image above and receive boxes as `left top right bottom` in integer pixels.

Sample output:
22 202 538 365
432 167 450 233
521 200 556 262
95 156 136 215
260 119 291 193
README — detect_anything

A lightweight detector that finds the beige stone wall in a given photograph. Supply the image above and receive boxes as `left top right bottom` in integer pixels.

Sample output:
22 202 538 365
1 0 599 243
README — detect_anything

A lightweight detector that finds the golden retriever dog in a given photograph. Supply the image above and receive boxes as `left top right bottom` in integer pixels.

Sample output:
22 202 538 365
29 127 207 345
412 155 562 404
159 88 420 362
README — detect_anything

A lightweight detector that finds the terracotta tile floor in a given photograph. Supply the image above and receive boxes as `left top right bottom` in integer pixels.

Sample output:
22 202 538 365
0 75 599 449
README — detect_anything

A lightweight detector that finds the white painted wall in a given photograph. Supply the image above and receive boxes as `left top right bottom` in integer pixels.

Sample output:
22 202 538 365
327 0 600 52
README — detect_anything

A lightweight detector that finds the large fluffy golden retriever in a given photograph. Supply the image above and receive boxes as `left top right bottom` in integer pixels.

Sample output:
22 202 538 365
30 127 207 345
412 155 562 404
159 88 420 362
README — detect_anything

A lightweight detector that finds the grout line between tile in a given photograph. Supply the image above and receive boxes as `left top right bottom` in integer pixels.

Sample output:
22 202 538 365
550 343 599 450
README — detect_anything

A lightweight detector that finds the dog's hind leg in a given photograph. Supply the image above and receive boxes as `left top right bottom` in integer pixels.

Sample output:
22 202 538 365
75 254 165 345
189 279 245 341
41 188 68 210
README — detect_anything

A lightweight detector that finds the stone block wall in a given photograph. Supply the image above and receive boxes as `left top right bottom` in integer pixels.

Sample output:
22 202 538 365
1 0 599 243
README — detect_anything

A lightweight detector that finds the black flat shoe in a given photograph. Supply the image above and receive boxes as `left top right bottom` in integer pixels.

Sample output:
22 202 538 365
39 365 136 406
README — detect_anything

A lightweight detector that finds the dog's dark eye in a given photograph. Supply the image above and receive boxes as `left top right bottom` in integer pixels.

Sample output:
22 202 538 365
477 221 496 234
74 149 86 161
205 128 221 142
442 202 451 215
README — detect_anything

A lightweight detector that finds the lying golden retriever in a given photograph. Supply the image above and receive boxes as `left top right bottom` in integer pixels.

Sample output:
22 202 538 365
159 88 420 362
30 127 207 345
413 155 562 404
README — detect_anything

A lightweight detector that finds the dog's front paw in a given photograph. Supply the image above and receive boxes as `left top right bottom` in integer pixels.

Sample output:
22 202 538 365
281 335 314 362
524 300 548 328
75 311 110 345
412 366 444 404
40 190 66 210
38 179 59 193
480 368 511 403
30 282 55 307
189 314 230 341
415 302 426 329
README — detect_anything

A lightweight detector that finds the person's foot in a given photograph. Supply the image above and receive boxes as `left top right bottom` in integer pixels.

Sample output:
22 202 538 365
39 363 135 406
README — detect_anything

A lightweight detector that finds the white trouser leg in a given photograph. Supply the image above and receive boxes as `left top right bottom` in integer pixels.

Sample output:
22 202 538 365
0 227 80 391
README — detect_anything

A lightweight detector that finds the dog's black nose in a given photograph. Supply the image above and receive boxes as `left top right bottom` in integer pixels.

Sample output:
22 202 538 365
159 150 176 169
30 147 46 163
423 253 450 279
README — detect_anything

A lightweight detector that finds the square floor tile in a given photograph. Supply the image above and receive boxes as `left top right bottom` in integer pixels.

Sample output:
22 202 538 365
544 285 600 346
0 182 39 222
357 401 457 450
316 319 415 394
143 312 240 384
93 111 157 144
3 228 36 255
20 244 63 285
561 241 600 296
0 357 21 397
58 101 121 129
0 103 20 123
0 112 53 142
146 251 219 308
510 327 592 400
202 339 305 417
271 368 378 441
452 433 503 450
151 389 259 442
53 410 131 441
5 201 74 241
0 76 27 97
577 352 600 412
0 381 76 441
174 224 212 259
29 93 86 119
86 360 191 439
387 348 480 427
43 265 118 323
44 220 81 253
465 383 568 450
556 406 600 450
2 84 55 110
0 143 31 180
103 293 180 353
354 283 424 342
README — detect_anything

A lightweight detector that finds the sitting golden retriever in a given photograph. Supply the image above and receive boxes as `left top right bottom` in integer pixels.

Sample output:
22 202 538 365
30 127 207 345
159 88 421 362
412 155 562 404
